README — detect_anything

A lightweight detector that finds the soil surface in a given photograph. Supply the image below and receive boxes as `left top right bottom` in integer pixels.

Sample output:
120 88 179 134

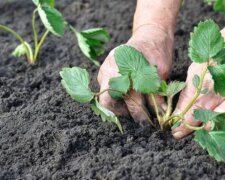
1 0 225 179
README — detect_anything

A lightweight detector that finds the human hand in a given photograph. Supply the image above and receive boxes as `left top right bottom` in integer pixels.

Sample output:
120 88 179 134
97 25 174 124
172 28 225 139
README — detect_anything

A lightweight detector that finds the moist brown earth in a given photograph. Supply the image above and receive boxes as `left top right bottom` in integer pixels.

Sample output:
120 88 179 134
0 0 225 179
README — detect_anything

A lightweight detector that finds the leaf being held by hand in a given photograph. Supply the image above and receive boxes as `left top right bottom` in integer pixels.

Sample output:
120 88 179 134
193 109 221 123
114 45 161 94
12 42 32 58
195 129 225 162
91 98 123 133
189 20 224 63
38 5 65 36
109 75 130 99
74 28 110 66
60 67 94 103
208 64 225 96
193 109 225 131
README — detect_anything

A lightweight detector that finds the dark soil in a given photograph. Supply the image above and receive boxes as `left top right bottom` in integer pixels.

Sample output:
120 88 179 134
1 0 225 179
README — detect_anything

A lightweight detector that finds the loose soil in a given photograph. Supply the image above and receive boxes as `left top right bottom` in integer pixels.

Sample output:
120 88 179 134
1 0 225 179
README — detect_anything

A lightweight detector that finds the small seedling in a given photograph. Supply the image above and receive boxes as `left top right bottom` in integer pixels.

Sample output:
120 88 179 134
60 19 225 162
0 0 110 65
205 0 225 12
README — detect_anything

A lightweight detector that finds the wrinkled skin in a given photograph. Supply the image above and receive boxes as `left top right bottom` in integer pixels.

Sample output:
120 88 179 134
97 25 173 124
172 28 225 139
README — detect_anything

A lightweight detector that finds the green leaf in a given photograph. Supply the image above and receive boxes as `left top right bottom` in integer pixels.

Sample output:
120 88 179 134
192 74 200 88
38 5 65 36
159 81 168 95
158 81 185 97
12 42 32 58
208 64 225 96
172 121 181 130
91 98 123 133
131 65 160 94
109 75 130 99
214 0 225 12
114 45 161 94
194 129 225 162
193 109 225 131
201 87 209 94
188 20 224 63
74 28 110 66
193 109 221 123
166 81 185 97
211 113 225 131
33 0 55 7
213 49 225 64
60 67 94 103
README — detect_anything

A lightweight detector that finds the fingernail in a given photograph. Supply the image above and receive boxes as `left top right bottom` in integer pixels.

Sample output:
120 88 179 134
173 131 184 139
161 103 168 112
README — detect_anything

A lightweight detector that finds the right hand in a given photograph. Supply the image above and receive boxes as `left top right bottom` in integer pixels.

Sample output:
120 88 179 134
97 25 174 124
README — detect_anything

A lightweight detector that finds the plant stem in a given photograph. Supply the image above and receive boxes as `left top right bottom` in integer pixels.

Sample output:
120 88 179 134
182 120 205 131
33 30 50 63
165 96 173 119
69 25 78 35
150 94 161 121
32 9 38 49
179 63 209 117
0 24 32 63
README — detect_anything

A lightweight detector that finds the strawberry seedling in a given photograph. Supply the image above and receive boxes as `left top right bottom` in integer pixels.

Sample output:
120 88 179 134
60 19 225 162
0 0 109 65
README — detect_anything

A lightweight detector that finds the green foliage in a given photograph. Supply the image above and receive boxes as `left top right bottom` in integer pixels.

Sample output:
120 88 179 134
193 109 221 123
189 20 224 63
37 5 65 36
195 129 225 162
208 64 225 96
12 42 32 58
74 28 110 66
91 98 123 133
159 81 185 97
192 74 200 88
114 45 161 94
213 49 225 64
109 75 130 99
60 67 123 133
194 109 225 162
60 67 94 103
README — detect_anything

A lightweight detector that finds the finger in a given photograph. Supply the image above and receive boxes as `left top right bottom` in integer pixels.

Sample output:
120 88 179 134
124 90 150 125
146 94 167 114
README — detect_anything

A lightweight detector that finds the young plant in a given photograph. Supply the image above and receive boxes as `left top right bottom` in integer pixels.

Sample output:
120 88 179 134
60 19 225 162
205 0 225 12
0 0 109 65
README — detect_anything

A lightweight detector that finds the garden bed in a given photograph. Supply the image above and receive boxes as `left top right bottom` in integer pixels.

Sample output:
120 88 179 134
1 0 225 179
